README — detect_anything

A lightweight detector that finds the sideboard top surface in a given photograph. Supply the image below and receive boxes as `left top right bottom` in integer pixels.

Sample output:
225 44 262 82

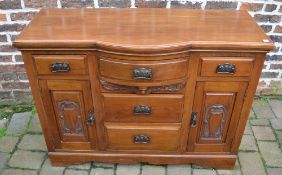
14 8 274 52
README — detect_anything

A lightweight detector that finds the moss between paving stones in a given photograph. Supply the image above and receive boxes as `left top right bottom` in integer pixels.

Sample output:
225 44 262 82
0 105 36 138
1 168 37 175
0 108 38 174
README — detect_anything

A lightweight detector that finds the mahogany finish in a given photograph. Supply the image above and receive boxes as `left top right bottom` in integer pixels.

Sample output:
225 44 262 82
13 8 274 169
103 94 184 123
14 8 273 52
34 55 88 75
99 57 188 82
199 57 254 77
105 123 181 151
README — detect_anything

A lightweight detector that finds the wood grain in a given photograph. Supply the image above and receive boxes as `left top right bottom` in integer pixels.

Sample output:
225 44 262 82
34 55 87 75
99 57 188 82
103 94 184 122
200 57 254 77
105 123 181 151
187 81 247 153
14 8 274 52
39 80 96 150
13 8 274 169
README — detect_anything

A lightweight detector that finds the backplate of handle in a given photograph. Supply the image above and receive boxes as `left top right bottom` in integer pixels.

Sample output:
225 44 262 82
133 105 151 115
191 112 197 128
87 110 95 125
133 68 152 80
216 63 235 74
51 62 70 73
133 135 150 144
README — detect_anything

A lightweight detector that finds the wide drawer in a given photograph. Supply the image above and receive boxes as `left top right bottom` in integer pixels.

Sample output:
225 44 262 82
99 57 187 82
33 55 87 75
200 57 254 77
103 94 183 122
105 123 181 151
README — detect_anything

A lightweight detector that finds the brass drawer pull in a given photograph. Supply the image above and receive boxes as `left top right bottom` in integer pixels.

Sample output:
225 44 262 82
133 68 152 80
216 63 235 74
133 135 150 144
133 105 151 115
51 62 70 72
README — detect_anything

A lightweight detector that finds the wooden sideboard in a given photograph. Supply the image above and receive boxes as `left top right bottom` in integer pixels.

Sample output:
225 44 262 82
13 8 274 169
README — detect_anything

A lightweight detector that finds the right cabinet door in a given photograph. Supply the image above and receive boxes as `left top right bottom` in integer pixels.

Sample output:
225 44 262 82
187 82 247 153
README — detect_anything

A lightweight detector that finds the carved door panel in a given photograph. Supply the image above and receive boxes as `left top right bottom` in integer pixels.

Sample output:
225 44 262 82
187 82 247 152
39 80 96 150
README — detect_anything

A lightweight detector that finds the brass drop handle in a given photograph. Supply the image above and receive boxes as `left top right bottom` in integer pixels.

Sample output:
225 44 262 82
133 105 151 115
133 135 150 144
51 62 70 72
190 112 197 128
216 63 235 74
87 110 95 125
133 68 152 80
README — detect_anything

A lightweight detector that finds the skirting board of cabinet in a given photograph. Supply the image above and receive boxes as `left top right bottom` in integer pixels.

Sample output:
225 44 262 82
48 152 236 169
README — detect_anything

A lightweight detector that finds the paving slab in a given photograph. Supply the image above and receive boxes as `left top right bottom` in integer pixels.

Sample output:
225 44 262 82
28 114 43 133
18 134 47 151
0 118 8 128
239 134 258 151
167 164 191 175
275 130 282 144
141 165 166 175
252 126 276 141
238 152 266 175
1 168 37 175
249 109 256 119
217 160 241 175
270 118 282 130
116 164 140 175
269 100 282 118
243 122 252 135
0 136 19 153
253 100 275 119
0 152 10 171
92 162 115 168
68 163 91 170
6 112 31 136
258 141 282 167
193 169 217 175
90 168 114 175
40 158 65 175
250 118 270 126
267 168 282 175
8 150 45 169
64 169 88 175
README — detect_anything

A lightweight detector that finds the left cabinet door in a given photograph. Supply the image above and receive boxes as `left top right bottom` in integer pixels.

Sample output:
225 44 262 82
39 80 96 150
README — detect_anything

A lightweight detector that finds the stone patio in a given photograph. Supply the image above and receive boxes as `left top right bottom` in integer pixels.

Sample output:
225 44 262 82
0 99 281 175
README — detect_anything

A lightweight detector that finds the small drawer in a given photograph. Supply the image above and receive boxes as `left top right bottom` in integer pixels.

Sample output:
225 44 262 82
105 123 181 151
99 57 187 82
200 57 254 77
103 94 183 122
33 55 87 75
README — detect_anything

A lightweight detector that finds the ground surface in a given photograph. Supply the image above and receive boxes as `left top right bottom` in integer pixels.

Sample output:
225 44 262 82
0 99 281 175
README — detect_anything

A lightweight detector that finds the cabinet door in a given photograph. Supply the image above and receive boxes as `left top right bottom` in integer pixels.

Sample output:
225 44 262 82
187 82 247 153
40 80 96 150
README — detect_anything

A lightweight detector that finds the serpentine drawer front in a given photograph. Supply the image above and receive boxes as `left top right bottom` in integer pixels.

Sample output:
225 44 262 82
99 57 188 82
13 8 274 169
